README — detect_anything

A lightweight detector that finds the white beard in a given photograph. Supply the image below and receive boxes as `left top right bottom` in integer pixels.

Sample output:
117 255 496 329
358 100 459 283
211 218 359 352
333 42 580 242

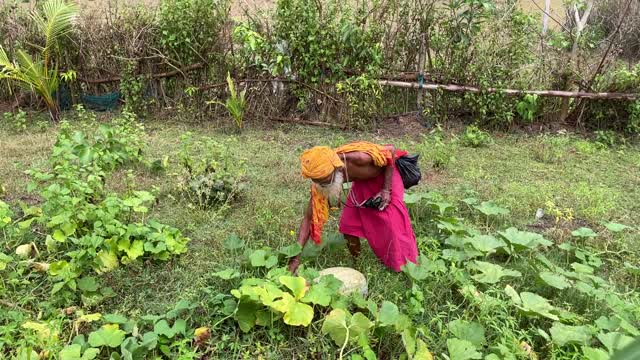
316 170 344 203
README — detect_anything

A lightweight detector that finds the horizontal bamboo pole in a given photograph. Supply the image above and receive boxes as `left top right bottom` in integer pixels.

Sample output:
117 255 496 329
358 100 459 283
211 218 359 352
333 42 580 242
379 80 640 100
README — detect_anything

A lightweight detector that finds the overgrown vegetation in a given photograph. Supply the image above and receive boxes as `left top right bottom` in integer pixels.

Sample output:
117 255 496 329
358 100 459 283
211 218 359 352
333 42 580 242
2 0 638 132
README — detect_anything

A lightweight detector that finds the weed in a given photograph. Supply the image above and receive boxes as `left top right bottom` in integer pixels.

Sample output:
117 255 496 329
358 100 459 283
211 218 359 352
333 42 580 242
460 125 493 148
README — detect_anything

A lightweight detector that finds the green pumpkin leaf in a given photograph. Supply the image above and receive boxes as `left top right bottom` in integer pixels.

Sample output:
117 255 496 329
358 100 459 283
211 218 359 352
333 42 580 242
302 282 333 306
401 255 446 281
77 276 98 293
322 308 349 346
597 332 635 354
212 268 241 280
498 227 552 251
474 201 509 217
469 261 521 284
223 233 244 250
550 322 594 346
153 320 174 338
415 339 434 360
53 229 67 242
102 314 128 324
278 243 303 258
448 319 486 347
518 292 558 320
582 346 610 360
59 344 82 360
0 252 13 270
279 276 308 299
539 271 572 290
571 227 597 238
604 222 630 233
88 324 126 348
447 338 482 360
378 301 399 327
95 250 119 273
283 301 314 327
465 234 507 254
235 297 260 333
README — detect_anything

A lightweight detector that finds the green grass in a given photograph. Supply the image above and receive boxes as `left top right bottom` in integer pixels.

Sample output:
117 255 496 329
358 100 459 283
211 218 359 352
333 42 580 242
1 117 639 358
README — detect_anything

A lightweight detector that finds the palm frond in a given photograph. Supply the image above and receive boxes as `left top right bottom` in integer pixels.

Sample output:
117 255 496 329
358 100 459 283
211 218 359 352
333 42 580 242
31 0 78 63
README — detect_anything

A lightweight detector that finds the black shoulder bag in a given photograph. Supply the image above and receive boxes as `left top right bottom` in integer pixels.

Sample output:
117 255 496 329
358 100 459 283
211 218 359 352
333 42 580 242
395 154 421 189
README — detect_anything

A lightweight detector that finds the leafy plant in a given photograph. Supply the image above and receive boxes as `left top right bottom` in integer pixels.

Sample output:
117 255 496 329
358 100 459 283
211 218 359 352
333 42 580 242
176 132 246 209
0 0 78 121
515 94 538 122
208 73 247 131
460 125 493 148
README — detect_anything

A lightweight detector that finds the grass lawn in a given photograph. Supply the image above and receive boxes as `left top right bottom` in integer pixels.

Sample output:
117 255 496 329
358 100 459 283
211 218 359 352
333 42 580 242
1 116 639 358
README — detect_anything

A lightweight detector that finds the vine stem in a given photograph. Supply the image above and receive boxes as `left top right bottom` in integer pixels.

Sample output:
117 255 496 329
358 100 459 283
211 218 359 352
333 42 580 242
339 326 350 360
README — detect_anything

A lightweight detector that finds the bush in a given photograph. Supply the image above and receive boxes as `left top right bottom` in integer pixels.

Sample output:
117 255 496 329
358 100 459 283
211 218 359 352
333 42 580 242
177 132 247 209
460 125 493 148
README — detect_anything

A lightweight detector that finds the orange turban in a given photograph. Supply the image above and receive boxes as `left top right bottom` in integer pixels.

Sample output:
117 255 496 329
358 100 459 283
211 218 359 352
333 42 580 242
300 146 344 180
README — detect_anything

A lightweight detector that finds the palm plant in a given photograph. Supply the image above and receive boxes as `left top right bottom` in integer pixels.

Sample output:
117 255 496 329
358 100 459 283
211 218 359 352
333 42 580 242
0 0 78 122
208 72 247 131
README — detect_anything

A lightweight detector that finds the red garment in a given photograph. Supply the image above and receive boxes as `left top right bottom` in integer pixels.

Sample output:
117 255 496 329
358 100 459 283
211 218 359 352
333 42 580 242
338 166 418 271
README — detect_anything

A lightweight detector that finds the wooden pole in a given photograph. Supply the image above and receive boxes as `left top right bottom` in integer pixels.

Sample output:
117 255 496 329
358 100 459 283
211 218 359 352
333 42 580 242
378 80 640 100
542 0 551 35
416 33 426 111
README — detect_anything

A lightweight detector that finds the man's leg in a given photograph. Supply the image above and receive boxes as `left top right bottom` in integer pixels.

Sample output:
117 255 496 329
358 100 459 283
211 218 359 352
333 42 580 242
344 234 361 258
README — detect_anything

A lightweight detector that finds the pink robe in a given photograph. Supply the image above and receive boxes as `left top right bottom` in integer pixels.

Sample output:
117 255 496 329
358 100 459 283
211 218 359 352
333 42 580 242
338 167 418 271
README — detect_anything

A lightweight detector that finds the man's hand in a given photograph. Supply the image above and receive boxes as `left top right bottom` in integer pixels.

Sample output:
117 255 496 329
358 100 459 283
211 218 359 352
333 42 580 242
377 189 391 211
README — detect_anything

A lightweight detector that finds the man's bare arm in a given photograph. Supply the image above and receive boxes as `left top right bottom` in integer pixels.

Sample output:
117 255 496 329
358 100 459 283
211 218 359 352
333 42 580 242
288 198 312 273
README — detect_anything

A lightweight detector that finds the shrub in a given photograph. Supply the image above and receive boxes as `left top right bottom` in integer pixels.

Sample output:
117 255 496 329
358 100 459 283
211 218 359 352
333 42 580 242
460 125 493 148
177 132 246 209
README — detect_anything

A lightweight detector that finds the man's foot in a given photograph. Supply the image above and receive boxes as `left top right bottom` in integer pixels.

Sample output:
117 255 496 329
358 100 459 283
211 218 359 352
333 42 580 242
345 235 361 258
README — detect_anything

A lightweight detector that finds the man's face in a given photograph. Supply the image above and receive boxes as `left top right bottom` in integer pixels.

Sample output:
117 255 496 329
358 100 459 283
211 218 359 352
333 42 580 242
314 170 344 201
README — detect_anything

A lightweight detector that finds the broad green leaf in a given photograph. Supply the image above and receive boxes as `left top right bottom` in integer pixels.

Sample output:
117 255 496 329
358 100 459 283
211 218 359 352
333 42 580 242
212 268 241 280
401 256 446 281
81 348 99 360
379 301 399 327
77 276 98 292
582 346 610 360
350 312 373 340
322 309 349 346
447 338 482 360
550 322 593 346
415 339 434 360
302 282 333 306
539 272 572 290
278 243 302 258
53 229 67 242
469 261 521 284
102 314 128 324
78 313 102 323
88 324 125 348
571 262 594 274
597 332 635 354
126 240 144 260
95 250 119 273
572 227 597 238
448 320 486 347
465 234 507 254
235 298 259 332
279 276 308 299
278 298 313 326
610 337 640 360
474 201 509 217
223 233 244 250
498 227 552 251
505 285 521 304
249 249 277 268
59 344 82 360
604 222 630 233
153 320 174 338
519 292 558 320
0 252 12 270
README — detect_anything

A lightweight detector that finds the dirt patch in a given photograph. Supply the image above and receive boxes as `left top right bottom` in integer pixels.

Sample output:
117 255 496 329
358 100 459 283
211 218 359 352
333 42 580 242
376 113 428 139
